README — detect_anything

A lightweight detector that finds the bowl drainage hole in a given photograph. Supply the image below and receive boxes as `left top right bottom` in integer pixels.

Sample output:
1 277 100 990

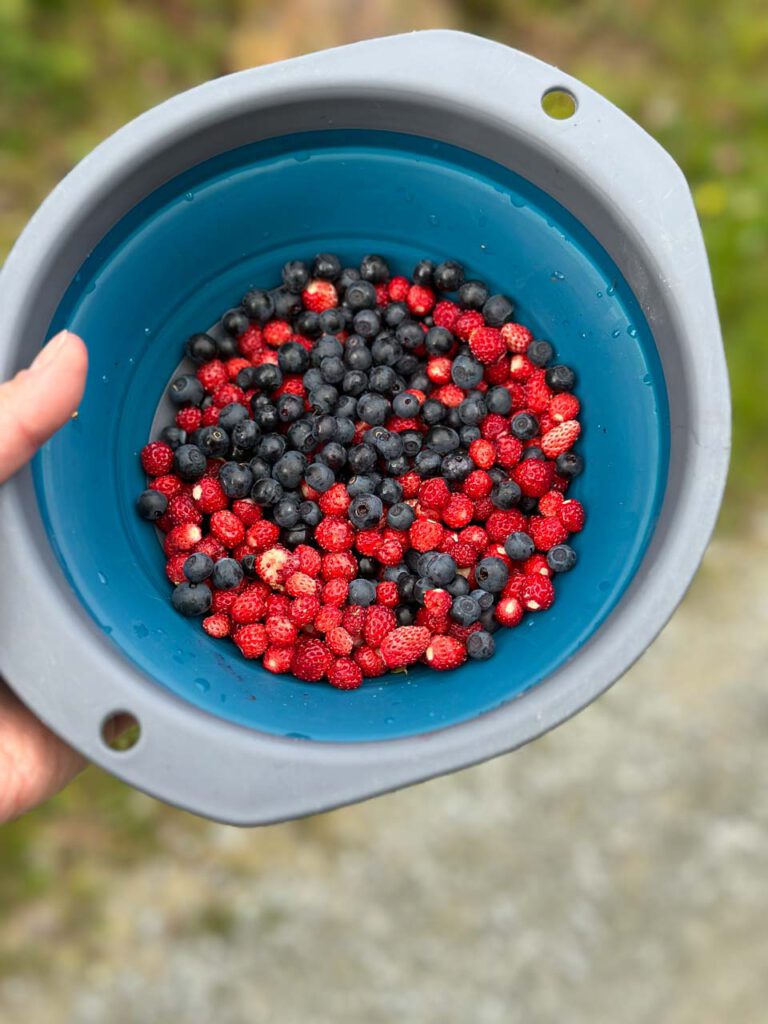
101 711 141 752
542 87 578 119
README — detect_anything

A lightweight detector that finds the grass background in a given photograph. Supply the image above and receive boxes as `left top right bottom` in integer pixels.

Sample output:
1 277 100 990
0 0 766 966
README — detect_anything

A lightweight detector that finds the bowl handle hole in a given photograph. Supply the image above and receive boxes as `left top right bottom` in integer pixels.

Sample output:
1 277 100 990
101 711 141 752
542 87 578 120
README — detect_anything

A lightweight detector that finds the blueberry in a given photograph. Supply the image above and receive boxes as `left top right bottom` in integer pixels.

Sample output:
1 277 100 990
318 308 346 334
369 365 397 394
425 326 454 355
312 335 344 364
281 259 310 293
271 287 302 321
251 477 283 506
491 479 521 509
334 418 356 444
248 456 271 480
396 321 424 351
384 301 409 328
467 630 495 659
219 462 254 499
217 403 249 433
504 531 535 561
527 339 554 366
343 370 368 396
433 260 465 292
511 411 539 440
414 449 442 477
308 384 338 414
287 420 318 453
488 466 507 484
345 280 377 310
197 425 230 458
348 578 377 606
356 393 390 425
313 416 337 442
278 341 310 374
171 582 212 617
283 525 310 547
174 444 207 481
345 344 372 371
470 588 495 611
386 456 409 477
482 293 515 326
185 332 217 364
274 495 301 528
320 356 346 385
312 252 341 280
460 425 482 445
395 353 419 378
486 386 513 415
458 279 489 309
241 288 274 323
387 502 415 530
252 401 279 432
221 309 250 337
212 557 244 591
359 254 389 282
136 489 167 521
519 495 539 514
555 451 584 478
347 443 377 474
408 370 431 393
413 577 433 605
252 363 282 392
295 310 321 337
458 398 486 425
160 425 187 450
451 353 484 388
338 266 361 292
424 553 455 587
169 373 204 407
451 594 482 625
395 605 417 626
183 552 214 583
347 474 376 497
304 461 335 493
545 364 576 392
420 399 446 425
257 433 286 464
382 565 409 584
521 446 546 461
479 607 500 633
372 429 403 460
299 500 321 526
445 574 470 597
412 258 435 285
371 334 401 366
377 477 403 505
215 334 238 359
231 419 259 454
241 553 257 577
400 430 423 457
425 425 460 454
547 544 578 573
441 451 473 481
348 494 383 529
235 367 258 390
474 556 509 593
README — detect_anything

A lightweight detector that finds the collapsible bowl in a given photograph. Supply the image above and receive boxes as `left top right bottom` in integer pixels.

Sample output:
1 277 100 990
0 31 729 824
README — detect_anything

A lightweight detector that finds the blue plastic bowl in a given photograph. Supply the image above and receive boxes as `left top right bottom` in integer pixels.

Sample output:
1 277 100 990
34 128 668 742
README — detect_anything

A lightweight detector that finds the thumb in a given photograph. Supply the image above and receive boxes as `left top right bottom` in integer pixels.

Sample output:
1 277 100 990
0 331 88 484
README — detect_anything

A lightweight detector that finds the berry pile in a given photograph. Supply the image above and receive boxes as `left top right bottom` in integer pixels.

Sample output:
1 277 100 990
136 253 585 688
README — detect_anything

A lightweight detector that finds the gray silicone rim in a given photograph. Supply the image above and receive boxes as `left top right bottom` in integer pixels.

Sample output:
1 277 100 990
0 31 730 824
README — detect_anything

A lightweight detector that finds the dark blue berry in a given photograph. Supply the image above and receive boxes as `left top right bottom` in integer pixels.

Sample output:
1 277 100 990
169 374 204 407
282 259 310 293
274 495 301 528
482 293 514 326
458 279 489 309
348 578 377 606
555 451 584 478
359 254 389 282
299 500 321 526
451 353 484 388
312 253 341 280
486 386 513 415
251 477 283 506
547 544 578 573
171 582 212 617
467 630 495 659
219 462 254 499
451 594 482 625
433 260 465 292
474 557 509 593
160 425 186 450
217 403 249 433
304 462 335 493
212 557 244 591
136 489 167 520
185 333 217 364
278 341 310 374
504 531 535 561
545 364 576 392
527 339 554 366
184 552 214 583
348 494 383 529
241 288 274 323
174 444 207 481
222 310 249 337
412 259 435 285
387 503 416 530
491 480 521 509
511 412 539 440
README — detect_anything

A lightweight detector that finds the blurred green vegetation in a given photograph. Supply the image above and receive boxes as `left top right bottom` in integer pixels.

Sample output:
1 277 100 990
0 0 765 930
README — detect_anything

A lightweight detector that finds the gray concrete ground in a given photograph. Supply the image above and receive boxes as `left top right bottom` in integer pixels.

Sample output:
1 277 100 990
1 528 767 1023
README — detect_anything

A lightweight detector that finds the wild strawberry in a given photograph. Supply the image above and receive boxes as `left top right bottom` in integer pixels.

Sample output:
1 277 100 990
427 356 453 385
290 594 321 627
500 322 533 353
301 279 338 313
374 282 389 306
165 553 188 584
246 520 281 550
262 319 293 346
424 589 452 616
209 510 245 548
342 605 366 637
454 309 484 340
447 621 483 643
328 657 363 690
265 615 298 645
237 324 262 359
291 639 332 682
486 510 527 543
538 413 556 435
559 499 585 533
529 515 568 551
163 523 202 555
520 574 555 611
469 326 505 365
231 499 262 526
416 607 450 634
255 546 290 588
432 299 460 330
354 529 383 557
538 490 564 517
230 589 267 625
202 613 231 639
522 553 552 577
363 606 396 647
495 435 524 468
196 360 228 392
167 493 202 527
407 284 435 316
140 441 174 476
263 645 293 674
512 459 555 498
315 605 344 633
194 535 227 561
387 276 410 301
212 383 245 408
211 588 240 615
485 359 510 384
509 354 535 383
319 483 351 516
502 572 525 599
377 538 404 566
327 626 354 656
541 420 581 458
424 635 467 670
418 478 451 511
150 474 183 499
295 544 322 577
233 623 268 659
479 413 508 440
226 357 251 381
322 579 349 606
398 470 421 499
377 580 399 607
458 524 488 551
468 438 495 470
444 541 477 568
409 518 445 552
176 407 202 432
430 383 465 407
315 516 354 552
380 626 431 668
525 370 552 413
321 551 357 581
549 392 580 423
191 477 228 514
495 595 524 626
285 572 319 598
200 406 220 426
462 469 493 500
442 494 474 529
354 645 387 678
273 376 306 399
267 593 291 618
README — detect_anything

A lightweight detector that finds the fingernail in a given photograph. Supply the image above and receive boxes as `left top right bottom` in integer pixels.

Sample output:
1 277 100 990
31 331 71 372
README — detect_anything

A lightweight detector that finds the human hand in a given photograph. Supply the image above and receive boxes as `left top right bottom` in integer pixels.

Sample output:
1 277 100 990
0 331 89 823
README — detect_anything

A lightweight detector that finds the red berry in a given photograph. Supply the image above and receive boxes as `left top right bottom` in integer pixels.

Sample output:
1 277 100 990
509 354 535 382
140 441 174 476
231 498 262 526
231 589 267 625
163 523 202 555
354 645 387 678
398 471 421 499
363 606 397 647
442 494 474 529
263 645 293 674
462 469 493 500
409 518 445 552
559 499 586 532
512 459 555 498
377 580 399 607
529 515 568 551
485 359 510 385
176 407 202 432
319 483 351 516
520 575 555 611
314 516 354 552
458 524 488 551
486 510 527 543
301 279 338 313
237 324 263 359
454 310 484 341
165 553 188 584
500 322 533 353
525 370 553 413
495 435 523 468
255 546 290 588
495 595 524 627
315 605 344 633
380 626 432 668
377 538 405 566
424 635 467 671
468 438 495 469
443 541 477 568
342 605 366 637
196 360 228 392
203 613 231 638
210 509 245 548
166 493 201 527
387 276 410 301
480 413 508 440
265 615 298 645
426 356 452 385
246 520 281 551
150 474 183 498
322 579 349 606
469 326 505 365
522 553 552 577
549 393 580 423
432 299 461 330
538 490 565 517
233 623 268 659
295 544 323 577
194 535 227 561
321 551 357 581
328 657 363 690
424 589 452 616
200 406 220 426
285 571 320 598
212 383 245 408
262 320 293 347
327 626 354 656
431 383 465 407
191 477 229 514
418 478 451 511
541 420 581 458
291 639 332 681
289 594 321 627
407 284 435 315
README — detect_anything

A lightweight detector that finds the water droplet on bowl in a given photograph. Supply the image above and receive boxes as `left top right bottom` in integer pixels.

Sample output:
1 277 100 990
184 192 194 202
642 373 652 385
143 327 152 337
133 622 149 639
611 328 622 338
596 290 603 298
101 375 109 384
173 648 185 664
510 195 526 208
294 152 310 163
194 678 211 693
606 282 617 296
384 717 395 725
627 325 638 338
427 213 439 226
551 270 565 281
97 571 108 585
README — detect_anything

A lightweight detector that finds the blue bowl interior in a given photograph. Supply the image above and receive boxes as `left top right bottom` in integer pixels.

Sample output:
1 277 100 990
36 129 669 742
